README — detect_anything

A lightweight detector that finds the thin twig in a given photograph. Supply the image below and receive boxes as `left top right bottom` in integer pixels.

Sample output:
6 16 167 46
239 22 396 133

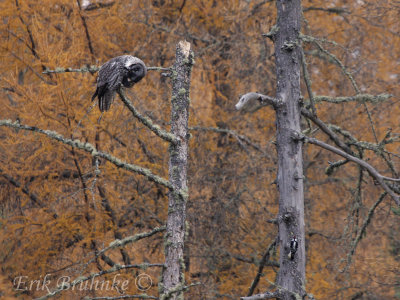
301 134 400 204
247 237 278 296
300 47 316 115
340 192 387 273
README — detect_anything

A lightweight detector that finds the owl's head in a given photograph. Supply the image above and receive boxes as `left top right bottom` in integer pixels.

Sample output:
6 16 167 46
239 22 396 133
123 56 147 88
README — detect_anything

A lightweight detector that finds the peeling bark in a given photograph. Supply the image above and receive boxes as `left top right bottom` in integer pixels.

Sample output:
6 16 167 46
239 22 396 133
161 41 194 300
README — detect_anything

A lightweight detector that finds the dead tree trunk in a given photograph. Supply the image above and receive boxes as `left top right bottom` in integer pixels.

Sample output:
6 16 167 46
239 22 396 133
161 40 194 300
274 0 306 298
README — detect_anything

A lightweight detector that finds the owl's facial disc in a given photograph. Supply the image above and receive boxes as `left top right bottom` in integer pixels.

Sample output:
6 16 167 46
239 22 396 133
128 63 146 82
122 61 147 88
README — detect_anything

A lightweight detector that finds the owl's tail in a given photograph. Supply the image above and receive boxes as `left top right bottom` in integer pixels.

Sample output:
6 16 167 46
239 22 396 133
98 90 115 112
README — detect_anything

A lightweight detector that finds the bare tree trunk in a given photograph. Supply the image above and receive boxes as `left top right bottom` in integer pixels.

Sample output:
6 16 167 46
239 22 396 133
274 0 306 298
161 40 194 300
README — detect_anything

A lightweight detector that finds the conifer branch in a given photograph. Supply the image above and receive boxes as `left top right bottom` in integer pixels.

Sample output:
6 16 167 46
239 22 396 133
117 89 179 144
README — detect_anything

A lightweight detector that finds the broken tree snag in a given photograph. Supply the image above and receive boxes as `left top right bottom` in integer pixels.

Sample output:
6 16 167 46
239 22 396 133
235 92 279 112
161 40 194 300
274 0 306 299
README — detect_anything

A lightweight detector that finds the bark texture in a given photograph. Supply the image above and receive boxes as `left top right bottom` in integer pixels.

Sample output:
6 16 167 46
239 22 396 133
161 41 194 300
274 0 306 298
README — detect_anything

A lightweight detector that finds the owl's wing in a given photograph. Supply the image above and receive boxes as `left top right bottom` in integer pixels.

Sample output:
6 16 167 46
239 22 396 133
94 59 125 112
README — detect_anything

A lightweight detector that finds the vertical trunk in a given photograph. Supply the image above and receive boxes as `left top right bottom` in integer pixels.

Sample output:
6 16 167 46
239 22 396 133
274 0 306 299
162 40 193 300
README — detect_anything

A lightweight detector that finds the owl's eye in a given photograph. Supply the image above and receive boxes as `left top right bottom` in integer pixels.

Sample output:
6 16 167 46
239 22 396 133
130 65 141 72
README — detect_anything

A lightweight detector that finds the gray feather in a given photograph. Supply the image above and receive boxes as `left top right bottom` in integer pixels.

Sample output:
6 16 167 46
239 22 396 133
92 55 147 112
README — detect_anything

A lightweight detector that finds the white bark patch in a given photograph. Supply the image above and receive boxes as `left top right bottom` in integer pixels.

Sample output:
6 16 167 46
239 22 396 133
179 40 191 58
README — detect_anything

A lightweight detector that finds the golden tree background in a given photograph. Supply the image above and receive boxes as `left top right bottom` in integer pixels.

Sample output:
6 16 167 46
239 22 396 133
0 0 399 299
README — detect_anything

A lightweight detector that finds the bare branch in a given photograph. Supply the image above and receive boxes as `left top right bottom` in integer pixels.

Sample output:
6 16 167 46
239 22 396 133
302 34 380 142
303 6 349 15
117 89 179 144
301 134 400 204
42 66 170 74
312 94 391 104
301 108 354 155
0 120 173 190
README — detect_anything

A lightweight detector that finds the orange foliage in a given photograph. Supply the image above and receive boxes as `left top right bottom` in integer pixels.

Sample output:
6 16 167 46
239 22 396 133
0 0 399 299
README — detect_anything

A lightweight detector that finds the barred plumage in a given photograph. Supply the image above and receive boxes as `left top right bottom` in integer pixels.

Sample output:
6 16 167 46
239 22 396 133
92 55 147 112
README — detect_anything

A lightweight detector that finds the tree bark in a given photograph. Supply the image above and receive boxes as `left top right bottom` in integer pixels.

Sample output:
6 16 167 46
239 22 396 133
274 0 306 298
161 40 194 300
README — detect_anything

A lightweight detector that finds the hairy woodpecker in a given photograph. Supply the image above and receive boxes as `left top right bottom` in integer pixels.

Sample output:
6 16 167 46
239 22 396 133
288 236 298 260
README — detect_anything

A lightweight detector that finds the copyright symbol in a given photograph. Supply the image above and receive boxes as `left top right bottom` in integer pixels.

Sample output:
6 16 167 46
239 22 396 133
135 273 152 291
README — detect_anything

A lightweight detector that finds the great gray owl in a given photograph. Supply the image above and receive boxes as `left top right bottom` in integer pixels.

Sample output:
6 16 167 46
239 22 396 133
92 55 147 112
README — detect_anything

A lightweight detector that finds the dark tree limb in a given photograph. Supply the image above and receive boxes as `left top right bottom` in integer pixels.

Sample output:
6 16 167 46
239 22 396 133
301 108 354 155
300 47 316 115
76 0 95 57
